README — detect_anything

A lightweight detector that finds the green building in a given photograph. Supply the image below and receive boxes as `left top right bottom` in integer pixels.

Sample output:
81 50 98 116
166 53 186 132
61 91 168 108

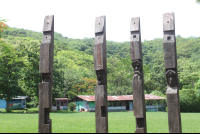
70 95 166 112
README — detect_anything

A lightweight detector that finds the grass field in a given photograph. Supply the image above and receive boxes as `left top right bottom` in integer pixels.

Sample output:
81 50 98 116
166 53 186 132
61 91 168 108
0 111 200 133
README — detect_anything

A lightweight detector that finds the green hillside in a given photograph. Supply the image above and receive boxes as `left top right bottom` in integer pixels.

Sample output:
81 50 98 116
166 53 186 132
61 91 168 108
1 27 200 111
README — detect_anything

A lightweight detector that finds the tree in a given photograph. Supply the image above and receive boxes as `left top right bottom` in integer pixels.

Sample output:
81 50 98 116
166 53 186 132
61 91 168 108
0 18 8 40
68 102 76 111
0 42 24 110
196 0 200 3
179 62 200 89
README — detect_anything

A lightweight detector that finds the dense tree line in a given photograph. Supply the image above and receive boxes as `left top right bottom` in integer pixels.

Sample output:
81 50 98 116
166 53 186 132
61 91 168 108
0 27 200 112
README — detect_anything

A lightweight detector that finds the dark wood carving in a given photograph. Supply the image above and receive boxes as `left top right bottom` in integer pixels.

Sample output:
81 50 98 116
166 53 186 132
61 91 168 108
130 17 147 133
39 15 54 133
163 12 182 133
94 16 108 133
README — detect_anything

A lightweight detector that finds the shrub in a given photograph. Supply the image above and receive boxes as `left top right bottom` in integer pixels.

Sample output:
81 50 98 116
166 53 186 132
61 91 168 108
68 102 76 111
5 108 12 113
179 89 200 112
26 97 38 108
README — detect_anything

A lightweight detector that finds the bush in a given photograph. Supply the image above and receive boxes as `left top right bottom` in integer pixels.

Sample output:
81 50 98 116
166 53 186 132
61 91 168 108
26 97 38 108
68 102 76 111
5 108 12 113
179 89 200 112
26 102 38 108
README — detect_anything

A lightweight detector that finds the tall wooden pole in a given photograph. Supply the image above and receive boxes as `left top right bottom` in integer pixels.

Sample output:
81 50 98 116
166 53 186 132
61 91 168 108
39 15 54 133
130 17 147 133
163 12 182 133
93 15 108 133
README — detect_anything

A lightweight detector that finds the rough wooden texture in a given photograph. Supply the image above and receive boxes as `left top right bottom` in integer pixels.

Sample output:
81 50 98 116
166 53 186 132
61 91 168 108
163 12 182 133
39 83 52 133
167 94 181 133
94 16 108 133
132 77 144 118
95 85 108 133
39 83 50 108
130 41 142 61
163 12 174 31
135 127 144 133
95 16 105 33
39 43 50 73
39 15 54 133
93 34 106 70
43 16 54 32
163 42 176 69
130 17 147 133
130 17 140 32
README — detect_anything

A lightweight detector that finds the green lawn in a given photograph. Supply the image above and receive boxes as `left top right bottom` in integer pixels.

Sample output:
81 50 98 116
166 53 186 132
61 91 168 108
0 111 200 133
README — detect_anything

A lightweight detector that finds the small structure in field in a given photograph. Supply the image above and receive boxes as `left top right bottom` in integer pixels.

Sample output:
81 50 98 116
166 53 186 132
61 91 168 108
69 95 166 112
0 95 28 109
52 98 68 110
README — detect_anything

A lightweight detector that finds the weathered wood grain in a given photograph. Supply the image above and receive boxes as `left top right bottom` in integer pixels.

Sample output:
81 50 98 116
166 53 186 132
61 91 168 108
163 12 182 133
163 12 174 31
163 42 176 69
95 16 105 33
167 93 182 133
39 83 52 133
39 43 50 73
94 16 108 133
130 17 140 32
135 128 144 133
95 85 108 133
132 79 144 118
130 41 142 61
130 17 146 133
43 15 54 32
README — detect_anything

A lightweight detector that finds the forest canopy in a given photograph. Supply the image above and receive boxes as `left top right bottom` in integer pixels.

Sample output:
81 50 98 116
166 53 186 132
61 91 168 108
0 27 200 109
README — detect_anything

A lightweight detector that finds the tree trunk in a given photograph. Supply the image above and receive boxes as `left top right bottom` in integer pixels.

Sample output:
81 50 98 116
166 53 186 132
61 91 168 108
6 99 9 111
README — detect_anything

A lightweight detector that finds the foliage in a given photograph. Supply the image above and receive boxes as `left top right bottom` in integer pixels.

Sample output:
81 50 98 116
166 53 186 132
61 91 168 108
145 90 166 105
0 18 8 40
0 42 25 110
1 27 200 111
68 102 76 111
5 108 12 113
179 89 200 112
68 78 96 99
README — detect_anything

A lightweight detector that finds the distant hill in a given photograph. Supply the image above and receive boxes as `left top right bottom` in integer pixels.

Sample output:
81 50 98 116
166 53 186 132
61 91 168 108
1 27 200 99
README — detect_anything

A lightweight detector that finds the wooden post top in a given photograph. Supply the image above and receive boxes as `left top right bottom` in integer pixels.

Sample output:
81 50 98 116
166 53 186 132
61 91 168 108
163 12 174 32
130 17 140 32
43 15 54 32
95 16 106 34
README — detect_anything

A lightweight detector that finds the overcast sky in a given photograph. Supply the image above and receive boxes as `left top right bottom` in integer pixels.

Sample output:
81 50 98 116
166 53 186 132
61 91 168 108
1 0 200 42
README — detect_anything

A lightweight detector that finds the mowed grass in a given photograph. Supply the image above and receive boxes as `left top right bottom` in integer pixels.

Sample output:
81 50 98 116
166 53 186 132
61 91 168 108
0 111 200 133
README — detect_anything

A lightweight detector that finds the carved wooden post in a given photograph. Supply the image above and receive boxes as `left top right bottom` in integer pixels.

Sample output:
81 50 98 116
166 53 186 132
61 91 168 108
130 17 147 133
163 12 182 133
39 15 54 133
93 15 108 133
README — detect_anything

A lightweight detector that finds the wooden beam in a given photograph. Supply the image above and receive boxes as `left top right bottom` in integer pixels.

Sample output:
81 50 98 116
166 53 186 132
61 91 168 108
94 15 108 133
39 15 54 133
130 17 147 133
163 12 182 133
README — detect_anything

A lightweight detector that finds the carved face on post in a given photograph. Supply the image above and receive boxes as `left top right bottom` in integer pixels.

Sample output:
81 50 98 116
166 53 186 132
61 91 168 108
166 70 177 87
132 60 141 80
96 70 105 85
132 60 141 73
